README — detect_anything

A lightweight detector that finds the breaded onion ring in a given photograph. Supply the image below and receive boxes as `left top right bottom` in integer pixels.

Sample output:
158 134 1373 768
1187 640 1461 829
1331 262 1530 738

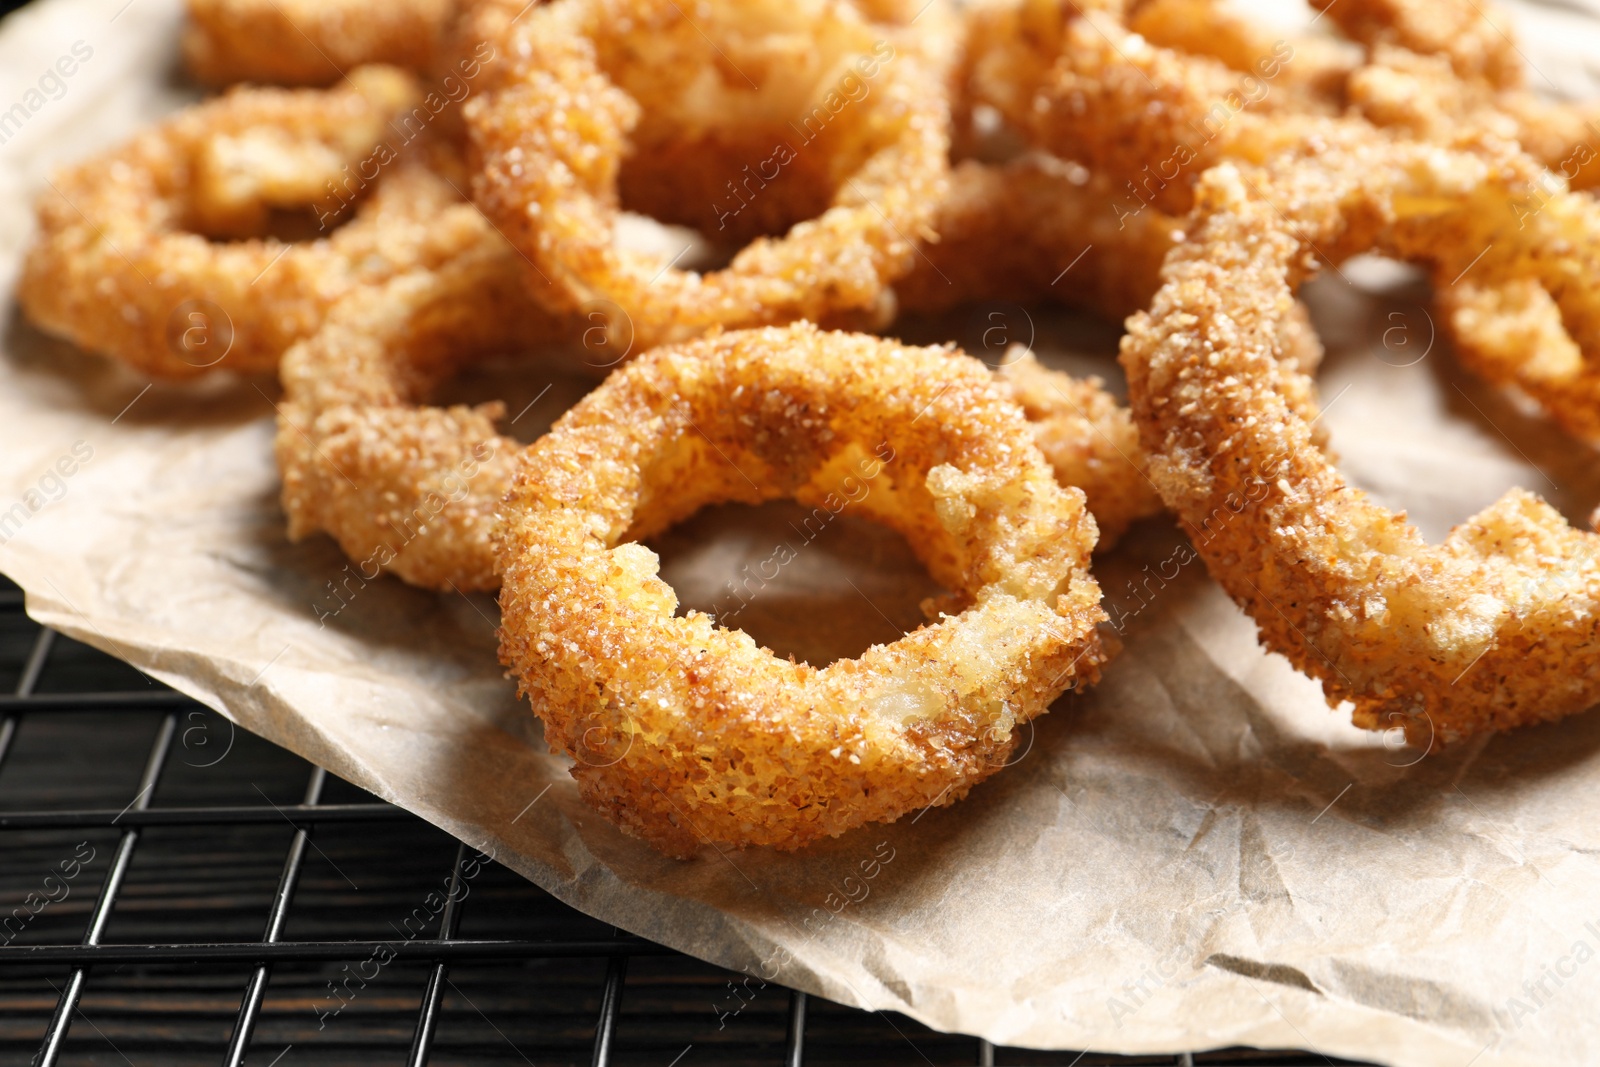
966 2 1341 215
495 323 1109 854
275 243 574 593
1122 132 1600 745
19 68 489 379
994 351 1162 547
896 151 1331 377
1125 0 1358 101
1435 226 1600 447
183 0 453 87
1346 46 1600 192
277 259 1152 589
1309 0 1523 90
966 0 1589 218
466 0 953 351
895 149 1326 550
897 155 1181 322
988 294 1325 550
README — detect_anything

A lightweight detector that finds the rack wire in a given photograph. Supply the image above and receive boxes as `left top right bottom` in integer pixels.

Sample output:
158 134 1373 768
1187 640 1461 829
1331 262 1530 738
0 576 1372 1066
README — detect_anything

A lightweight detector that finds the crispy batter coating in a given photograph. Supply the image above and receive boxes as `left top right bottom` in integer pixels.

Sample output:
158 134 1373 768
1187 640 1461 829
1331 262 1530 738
19 68 491 379
1347 45 1600 191
1325 0 1600 196
183 0 453 87
276 243 576 593
897 155 1181 321
1122 132 1600 746
466 0 953 351
267 148 1149 589
894 148 1330 552
994 352 1163 547
1435 204 1600 446
277 260 1153 589
967 2 1341 214
1126 0 1359 102
905 8 1182 314
1309 0 1523 89
965 0 1594 219
495 324 1108 854
899 151 1328 367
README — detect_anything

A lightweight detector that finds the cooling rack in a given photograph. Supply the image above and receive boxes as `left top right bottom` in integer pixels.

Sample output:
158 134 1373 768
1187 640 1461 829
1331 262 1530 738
0 575 1378 1066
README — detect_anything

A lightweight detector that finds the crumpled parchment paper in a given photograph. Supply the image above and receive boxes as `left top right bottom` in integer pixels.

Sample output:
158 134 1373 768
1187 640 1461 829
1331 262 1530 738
4 0 1600 1063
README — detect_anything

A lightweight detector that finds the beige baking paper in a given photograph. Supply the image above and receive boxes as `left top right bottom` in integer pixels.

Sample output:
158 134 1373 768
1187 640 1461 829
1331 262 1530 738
5 0 1600 1063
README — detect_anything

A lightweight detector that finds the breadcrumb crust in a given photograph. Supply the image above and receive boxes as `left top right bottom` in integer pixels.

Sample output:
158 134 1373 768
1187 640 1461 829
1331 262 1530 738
496 324 1108 854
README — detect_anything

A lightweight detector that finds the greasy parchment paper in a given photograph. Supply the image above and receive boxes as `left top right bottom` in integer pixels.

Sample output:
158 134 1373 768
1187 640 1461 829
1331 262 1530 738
5 0 1600 1063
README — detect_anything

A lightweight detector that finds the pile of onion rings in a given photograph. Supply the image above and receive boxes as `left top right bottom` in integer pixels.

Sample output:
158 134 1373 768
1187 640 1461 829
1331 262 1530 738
277 251 1153 592
23 0 1600 855
961 0 1600 213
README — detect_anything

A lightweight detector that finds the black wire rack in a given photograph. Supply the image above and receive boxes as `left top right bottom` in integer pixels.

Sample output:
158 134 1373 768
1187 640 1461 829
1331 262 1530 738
0 574 1376 1067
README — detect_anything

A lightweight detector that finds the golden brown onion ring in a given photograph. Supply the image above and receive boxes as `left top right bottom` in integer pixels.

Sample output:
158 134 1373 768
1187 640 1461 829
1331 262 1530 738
901 150 1327 371
183 0 453 87
897 155 1182 322
1309 0 1523 90
1347 45 1600 191
275 242 576 593
994 352 1163 547
277 253 1153 589
896 152 1330 550
19 68 490 379
893 146 1325 485
1126 0 1359 102
965 0 1587 219
466 0 954 351
1122 131 1600 746
966 2 1343 215
1436 245 1600 447
496 323 1108 854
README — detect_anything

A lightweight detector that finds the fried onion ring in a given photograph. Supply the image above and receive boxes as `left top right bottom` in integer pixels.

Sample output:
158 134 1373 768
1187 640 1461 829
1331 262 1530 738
1434 206 1600 446
1309 0 1523 90
994 351 1162 547
1346 45 1600 191
1125 0 1359 101
183 0 453 87
466 0 953 351
19 68 489 379
897 155 1181 322
966 2 1341 215
277 253 1153 587
1122 132 1600 745
966 0 1588 219
495 323 1108 854
275 242 575 593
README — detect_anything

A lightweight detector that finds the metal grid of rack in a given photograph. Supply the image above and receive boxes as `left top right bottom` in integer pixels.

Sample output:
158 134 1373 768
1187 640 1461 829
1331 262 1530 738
0 576 1373 1066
